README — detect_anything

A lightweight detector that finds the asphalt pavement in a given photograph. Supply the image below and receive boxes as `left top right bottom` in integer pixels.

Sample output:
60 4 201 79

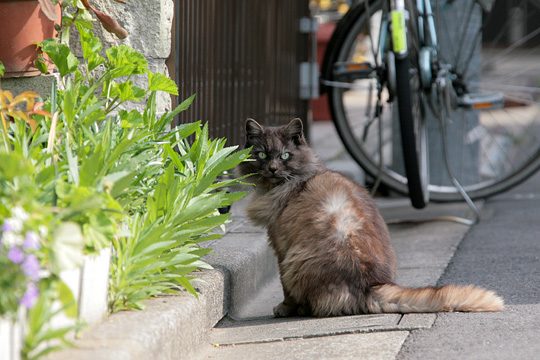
398 171 540 360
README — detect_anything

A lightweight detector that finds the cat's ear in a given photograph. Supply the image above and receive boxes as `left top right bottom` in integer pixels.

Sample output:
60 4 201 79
245 118 264 144
285 118 306 145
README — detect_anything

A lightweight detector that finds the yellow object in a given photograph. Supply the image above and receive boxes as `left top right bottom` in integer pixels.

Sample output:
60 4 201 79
320 0 332 10
338 3 349 14
391 10 408 54
0 90 47 132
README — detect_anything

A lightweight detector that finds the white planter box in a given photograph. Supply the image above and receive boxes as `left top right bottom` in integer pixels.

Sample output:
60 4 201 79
54 247 111 329
0 310 24 360
79 247 111 324
28 248 112 356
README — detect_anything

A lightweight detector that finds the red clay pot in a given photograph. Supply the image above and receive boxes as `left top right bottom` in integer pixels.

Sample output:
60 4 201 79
0 0 61 78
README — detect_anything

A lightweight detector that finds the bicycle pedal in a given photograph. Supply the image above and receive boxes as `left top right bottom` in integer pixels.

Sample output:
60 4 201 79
457 92 504 110
333 61 375 81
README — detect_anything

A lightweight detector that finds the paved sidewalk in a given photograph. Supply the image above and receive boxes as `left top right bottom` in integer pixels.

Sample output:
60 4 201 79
398 173 540 360
199 121 540 359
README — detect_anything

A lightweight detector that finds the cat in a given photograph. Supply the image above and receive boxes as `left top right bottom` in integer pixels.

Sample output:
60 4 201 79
238 118 504 317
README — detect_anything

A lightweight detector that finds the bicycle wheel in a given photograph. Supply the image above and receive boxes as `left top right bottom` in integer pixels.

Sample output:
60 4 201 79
322 0 429 206
323 0 540 202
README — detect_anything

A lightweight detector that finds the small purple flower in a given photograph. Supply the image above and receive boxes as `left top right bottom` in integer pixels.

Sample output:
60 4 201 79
20 283 39 309
21 254 40 281
7 246 25 264
2 219 15 232
23 231 41 250
3 217 24 234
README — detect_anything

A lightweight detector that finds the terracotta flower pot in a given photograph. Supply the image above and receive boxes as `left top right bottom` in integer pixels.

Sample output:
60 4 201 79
0 0 61 78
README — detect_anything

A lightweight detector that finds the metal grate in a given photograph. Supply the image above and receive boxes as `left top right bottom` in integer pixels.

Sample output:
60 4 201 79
171 0 310 146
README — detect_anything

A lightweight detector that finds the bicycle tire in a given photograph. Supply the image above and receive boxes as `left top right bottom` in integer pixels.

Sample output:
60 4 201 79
394 54 428 208
322 0 540 202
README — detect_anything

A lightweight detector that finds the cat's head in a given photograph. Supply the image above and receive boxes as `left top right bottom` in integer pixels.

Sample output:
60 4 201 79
238 118 321 188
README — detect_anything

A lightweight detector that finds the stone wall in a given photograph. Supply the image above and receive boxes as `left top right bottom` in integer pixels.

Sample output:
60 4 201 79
82 0 175 113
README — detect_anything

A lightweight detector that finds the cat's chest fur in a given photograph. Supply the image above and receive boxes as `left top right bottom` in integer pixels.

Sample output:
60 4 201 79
246 180 306 256
246 181 302 228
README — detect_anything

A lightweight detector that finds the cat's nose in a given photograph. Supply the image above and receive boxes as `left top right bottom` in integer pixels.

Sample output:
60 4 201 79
268 164 278 173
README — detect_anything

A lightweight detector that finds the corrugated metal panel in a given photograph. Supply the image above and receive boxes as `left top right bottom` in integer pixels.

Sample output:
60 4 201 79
172 0 310 145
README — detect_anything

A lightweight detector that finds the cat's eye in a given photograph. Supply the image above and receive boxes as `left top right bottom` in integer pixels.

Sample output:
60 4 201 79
257 152 267 159
281 152 290 160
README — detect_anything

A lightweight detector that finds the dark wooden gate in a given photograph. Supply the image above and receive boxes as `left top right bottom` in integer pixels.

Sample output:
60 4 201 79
170 0 311 146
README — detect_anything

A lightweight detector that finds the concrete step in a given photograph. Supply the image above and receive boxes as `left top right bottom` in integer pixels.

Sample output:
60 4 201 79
202 227 277 320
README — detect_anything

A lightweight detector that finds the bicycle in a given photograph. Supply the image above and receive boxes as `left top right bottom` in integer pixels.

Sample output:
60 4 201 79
320 0 540 209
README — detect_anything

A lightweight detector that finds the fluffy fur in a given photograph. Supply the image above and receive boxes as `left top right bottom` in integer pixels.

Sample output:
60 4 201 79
238 118 504 317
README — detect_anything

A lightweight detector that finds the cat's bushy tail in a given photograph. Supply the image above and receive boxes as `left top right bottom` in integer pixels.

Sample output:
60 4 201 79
369 284 504 313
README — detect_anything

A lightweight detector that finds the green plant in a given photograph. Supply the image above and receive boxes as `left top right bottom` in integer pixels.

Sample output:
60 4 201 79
22 281 81 360
37 18 251 311
0 155 82 359
109 124 249 311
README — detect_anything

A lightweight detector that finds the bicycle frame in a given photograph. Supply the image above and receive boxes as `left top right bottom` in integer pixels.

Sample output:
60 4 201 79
379 0 438 76
373 0 434 97
416 0 438 48
384 0 492 213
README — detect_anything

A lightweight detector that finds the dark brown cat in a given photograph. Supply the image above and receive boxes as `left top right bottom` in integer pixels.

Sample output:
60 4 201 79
238 118 503 317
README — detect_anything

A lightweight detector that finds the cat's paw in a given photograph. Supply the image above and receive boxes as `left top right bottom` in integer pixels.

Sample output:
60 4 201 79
296 305 311 317
273 302 296 317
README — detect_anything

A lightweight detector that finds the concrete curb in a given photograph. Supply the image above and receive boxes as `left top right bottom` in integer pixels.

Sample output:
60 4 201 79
50 270 227 360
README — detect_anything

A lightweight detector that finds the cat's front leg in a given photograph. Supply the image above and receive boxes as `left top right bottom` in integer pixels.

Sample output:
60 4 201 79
273 296 312 317
273 295 299 317
273 284 308 318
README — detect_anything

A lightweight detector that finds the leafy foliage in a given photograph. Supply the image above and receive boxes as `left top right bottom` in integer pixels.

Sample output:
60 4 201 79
37 19 250 312
37 0 128 39
109 124 249 311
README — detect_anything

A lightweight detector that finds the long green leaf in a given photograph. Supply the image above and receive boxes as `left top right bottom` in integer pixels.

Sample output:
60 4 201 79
157 94 197 129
